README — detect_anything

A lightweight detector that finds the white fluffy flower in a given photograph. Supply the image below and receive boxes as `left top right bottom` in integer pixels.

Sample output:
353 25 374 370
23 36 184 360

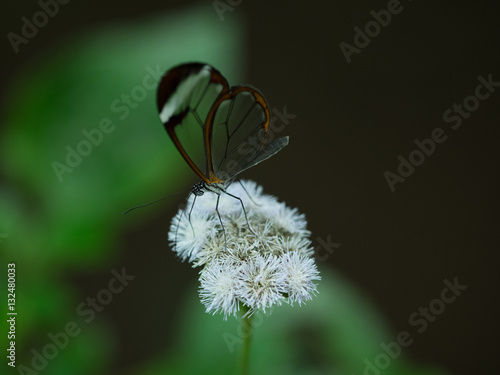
168 210 219 262
199 258 243 319
169 180 321 319
238 254 286 315
279 251 321 306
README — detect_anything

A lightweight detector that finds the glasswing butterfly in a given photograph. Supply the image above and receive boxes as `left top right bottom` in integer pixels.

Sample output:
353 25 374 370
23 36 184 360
156 62 289 242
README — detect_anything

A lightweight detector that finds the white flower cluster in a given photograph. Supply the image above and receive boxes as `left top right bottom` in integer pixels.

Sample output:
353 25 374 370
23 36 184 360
168 180 320 319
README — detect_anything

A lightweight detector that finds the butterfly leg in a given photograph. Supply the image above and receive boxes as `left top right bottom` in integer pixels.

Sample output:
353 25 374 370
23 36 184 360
215 193 228 248
174 210 182 253
187 194 198 238
237 180 261 207
173 194 195 252
223 190 256 237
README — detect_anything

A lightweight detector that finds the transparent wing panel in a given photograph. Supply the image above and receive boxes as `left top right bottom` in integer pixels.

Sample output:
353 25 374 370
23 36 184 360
209 86 285 181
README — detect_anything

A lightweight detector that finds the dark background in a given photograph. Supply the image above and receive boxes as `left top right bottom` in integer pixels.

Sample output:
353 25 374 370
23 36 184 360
1 1 498 374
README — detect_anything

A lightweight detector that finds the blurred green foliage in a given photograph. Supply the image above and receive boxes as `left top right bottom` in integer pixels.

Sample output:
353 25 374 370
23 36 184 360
0 4 449 375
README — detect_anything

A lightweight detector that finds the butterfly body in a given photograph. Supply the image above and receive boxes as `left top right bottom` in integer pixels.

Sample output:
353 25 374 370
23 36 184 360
192 180 225 197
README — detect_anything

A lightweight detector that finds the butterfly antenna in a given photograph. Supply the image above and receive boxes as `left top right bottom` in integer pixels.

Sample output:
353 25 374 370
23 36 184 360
122 196 171 215
122 186 190 215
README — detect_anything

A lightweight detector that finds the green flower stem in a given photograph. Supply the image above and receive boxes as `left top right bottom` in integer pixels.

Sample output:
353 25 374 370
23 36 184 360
239 307 254 375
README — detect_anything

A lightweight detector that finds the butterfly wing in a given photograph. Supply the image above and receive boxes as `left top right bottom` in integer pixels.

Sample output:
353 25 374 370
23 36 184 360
205 85 288 182
157 63 288 185
233 136 289 176
157 63 229 183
